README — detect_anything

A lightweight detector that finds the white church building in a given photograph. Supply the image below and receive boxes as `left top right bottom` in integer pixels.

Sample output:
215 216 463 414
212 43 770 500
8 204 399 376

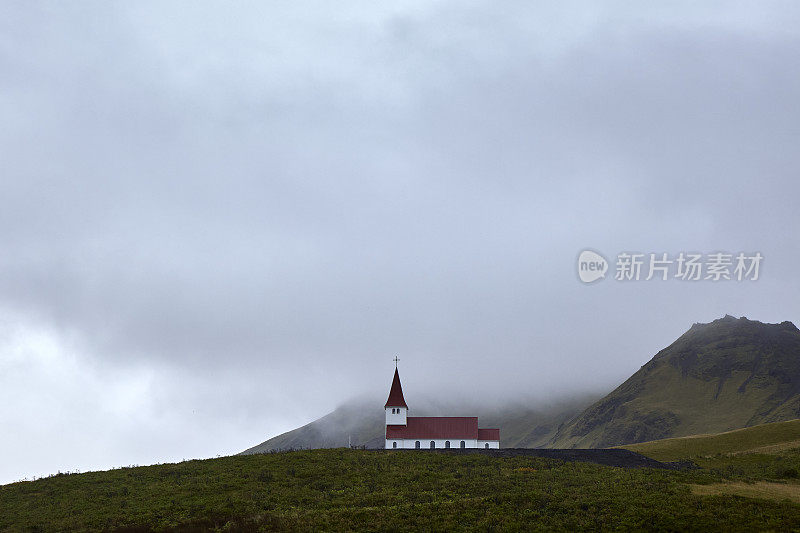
384 366 500 450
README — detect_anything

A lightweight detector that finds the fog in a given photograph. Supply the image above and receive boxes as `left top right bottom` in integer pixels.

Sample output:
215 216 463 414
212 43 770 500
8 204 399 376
1 1 799 483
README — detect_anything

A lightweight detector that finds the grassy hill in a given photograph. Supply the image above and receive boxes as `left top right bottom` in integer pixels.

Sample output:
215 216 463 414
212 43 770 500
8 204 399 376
620 419 800 505
549 316 800 448
3 447 800 531
620 418 800 463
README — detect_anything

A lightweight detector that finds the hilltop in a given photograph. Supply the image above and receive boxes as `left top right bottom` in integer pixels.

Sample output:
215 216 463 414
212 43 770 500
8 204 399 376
3 446 800 531
549 316 800 448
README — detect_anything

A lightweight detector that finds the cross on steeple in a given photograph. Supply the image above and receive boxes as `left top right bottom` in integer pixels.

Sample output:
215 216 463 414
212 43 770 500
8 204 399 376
393 356 400 368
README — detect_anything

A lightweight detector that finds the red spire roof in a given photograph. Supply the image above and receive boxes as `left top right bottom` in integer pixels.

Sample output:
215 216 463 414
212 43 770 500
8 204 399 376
384 367 408 408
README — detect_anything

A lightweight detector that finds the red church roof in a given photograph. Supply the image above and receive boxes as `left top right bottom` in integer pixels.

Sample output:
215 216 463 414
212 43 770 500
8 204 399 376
386 417 479 439
384 368 408 408
478 428 500 441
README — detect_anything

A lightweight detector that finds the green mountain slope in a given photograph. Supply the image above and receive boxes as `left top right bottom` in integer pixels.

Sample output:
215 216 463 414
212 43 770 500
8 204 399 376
549 316 800 448
619 418 800 462
242 395 595 453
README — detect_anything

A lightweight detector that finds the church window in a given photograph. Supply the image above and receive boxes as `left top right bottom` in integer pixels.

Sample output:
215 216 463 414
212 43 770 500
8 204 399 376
415 441 420 449
430 440 435 449
392 441 397 449
445 440 450 448
485 443 489 449
460 441 465 449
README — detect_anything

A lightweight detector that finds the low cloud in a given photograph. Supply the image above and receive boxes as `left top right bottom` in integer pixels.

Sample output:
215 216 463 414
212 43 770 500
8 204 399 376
1 1 799 483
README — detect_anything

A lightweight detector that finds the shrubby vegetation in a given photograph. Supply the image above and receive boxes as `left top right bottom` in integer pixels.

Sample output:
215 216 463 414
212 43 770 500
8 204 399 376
2 444 800 531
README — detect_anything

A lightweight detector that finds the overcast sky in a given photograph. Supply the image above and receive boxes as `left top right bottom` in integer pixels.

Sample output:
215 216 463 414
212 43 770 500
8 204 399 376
1 1 799 484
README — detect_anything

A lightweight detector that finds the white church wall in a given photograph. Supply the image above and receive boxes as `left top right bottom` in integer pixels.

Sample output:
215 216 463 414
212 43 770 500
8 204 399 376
385 438 483 449
384 407 407 425
478 440 500 449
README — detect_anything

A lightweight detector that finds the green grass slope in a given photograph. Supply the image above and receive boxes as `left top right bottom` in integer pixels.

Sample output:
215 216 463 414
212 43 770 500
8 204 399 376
549 316 800 448
619 418 800 505
3 449 800 531
620 418 800 462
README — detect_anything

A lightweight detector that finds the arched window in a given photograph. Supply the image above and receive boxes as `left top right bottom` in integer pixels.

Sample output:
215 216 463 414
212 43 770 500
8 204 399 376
445 440 450 449
391 408 395 414
392 442 397 449
460 441 465 449
430 440 435 449
415 441 420 449
485 443 489 449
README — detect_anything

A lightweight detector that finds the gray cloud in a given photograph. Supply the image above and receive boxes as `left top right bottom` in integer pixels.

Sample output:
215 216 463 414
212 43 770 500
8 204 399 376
1 1 799 482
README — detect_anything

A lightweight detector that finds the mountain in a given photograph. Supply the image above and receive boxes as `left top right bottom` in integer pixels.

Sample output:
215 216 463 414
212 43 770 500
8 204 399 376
241 399 385 453
243 315 800 453
549 315 800 448
241 395 595 454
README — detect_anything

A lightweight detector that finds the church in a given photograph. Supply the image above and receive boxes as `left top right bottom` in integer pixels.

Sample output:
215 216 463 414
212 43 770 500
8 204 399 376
384 365 500 450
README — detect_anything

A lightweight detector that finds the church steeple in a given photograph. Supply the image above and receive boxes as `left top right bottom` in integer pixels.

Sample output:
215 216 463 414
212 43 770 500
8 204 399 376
384 365 408 427
384 367 408 409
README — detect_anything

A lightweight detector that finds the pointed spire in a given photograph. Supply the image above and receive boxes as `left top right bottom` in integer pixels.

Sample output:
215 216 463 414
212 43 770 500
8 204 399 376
384 367 408 408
